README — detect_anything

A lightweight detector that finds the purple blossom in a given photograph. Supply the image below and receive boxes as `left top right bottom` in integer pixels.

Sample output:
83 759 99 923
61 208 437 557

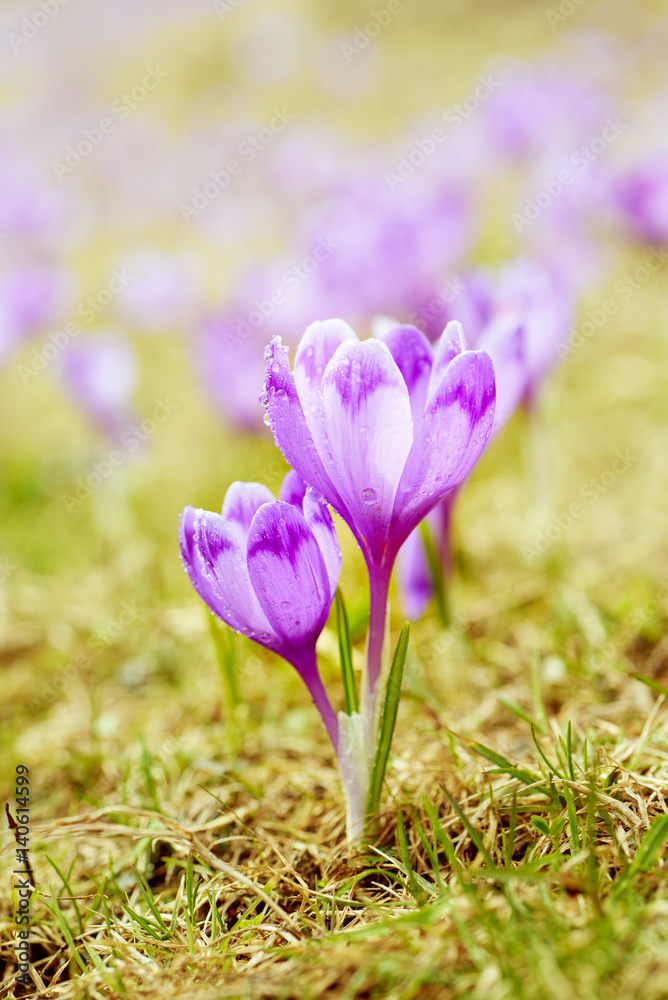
397 315 526 621
57 332 138 439
179 475 341 746
0 260 69 367
614 157 668 245
298 179 472 326
397 258 574 621
262 319 495 693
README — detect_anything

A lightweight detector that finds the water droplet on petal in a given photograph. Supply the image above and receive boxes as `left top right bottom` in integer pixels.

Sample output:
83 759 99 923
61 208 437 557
362 488 377 505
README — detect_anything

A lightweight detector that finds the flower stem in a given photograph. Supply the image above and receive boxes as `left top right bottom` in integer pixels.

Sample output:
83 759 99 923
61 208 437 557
299 650 339 751
366 562 392 699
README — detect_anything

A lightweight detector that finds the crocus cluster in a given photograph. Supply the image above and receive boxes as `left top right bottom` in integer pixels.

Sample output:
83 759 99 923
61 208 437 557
180 318 495 835
397 257 574 620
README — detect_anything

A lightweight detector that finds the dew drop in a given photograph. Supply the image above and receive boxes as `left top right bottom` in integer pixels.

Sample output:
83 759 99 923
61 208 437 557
361 487 377 505
281 600 290 609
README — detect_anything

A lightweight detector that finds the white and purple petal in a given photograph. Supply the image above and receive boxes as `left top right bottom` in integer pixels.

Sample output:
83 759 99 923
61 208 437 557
279 469 307 508
180 506 278 648
247 501 332 648
302 487 342 601
263 337 344 512
377 324 433 423
427 320 469 400
222 481 275 545
394 349 496 540
293 318 357 426
477 315 527 438
317 338 413 564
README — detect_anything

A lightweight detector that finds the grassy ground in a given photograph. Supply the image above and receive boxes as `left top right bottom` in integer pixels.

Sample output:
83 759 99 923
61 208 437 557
2 245 668 998
3 1 668 997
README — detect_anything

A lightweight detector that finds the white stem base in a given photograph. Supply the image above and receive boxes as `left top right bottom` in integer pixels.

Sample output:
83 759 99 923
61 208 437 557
338 711 370 845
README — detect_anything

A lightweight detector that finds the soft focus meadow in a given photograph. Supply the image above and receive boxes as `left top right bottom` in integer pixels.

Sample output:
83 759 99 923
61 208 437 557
2 0 668 997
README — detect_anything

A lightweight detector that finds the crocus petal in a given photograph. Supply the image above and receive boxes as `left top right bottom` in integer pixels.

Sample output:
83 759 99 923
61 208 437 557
279 469 307 507
477 315 526 438
294 318 357 424
263 337 345 511
377 324 433 423
317 338 413 563
222 481 275 545
179 506 228 621
247 501 331 647
427 320 469 400
395 349 496 538
180 506 278 647
302 487 342 601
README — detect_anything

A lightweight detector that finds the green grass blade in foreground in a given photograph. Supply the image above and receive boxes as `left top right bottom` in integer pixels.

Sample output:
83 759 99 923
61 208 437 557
365 623 410 820
611 813 668 899
631 672 668 699
419 519 449 625
208 613 240 746
335 588 358 715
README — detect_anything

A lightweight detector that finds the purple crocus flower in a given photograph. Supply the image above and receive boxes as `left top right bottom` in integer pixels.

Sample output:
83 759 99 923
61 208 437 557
397 315 526 621
57 332 138 440
262 319 496 697
614 157 668 246
179 475 341 747
397 256 574 621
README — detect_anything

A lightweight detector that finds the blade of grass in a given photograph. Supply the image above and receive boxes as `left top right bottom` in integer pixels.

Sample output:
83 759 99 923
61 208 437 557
396 810 430 905
419 519 449 626
423 798 466 890
631 673 668 699
365 624 410 820
48 890 87 973
444 790 496 870
531 653 548 735
208 615 240 747
496 694 536 729
131 867 170 936
612 813 668 899
531 724 565 780
451 731 545 789
137 736 160 812
335 588 358 715
44 855 83 934
563 781 580 855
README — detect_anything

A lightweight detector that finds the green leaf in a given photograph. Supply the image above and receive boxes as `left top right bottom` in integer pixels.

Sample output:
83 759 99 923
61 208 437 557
423 797 465 889
631 672 668 699
563 782 580 854
531 816 551 837
396 810 430 905
531 653 548 735
612 813 668 898
496 695 536 729
445 790 497 869
531 725 565 781
365 623 410 818
550 816 567 837
208 613 240 715
419 519 449 625
335 588 358 715
49 890 87 973
451 732 544 789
